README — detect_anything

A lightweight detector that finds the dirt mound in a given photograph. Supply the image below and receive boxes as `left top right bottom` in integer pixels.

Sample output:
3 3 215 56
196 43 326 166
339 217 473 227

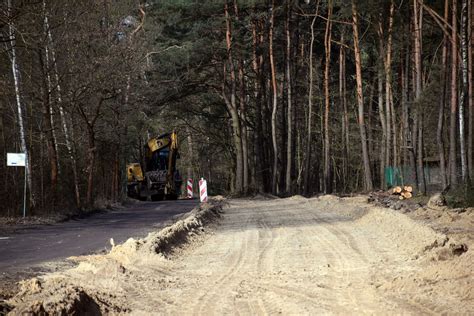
378 247 473 313
316 194 341 202
358 206 448 256
109 201 222 263
249 193 278 200
6 200 223 315
8 278 101 316
361 193 473 313
286 194 307 201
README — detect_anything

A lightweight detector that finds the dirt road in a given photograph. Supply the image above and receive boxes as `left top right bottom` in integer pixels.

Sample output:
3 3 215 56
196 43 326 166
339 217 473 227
5 196 473 315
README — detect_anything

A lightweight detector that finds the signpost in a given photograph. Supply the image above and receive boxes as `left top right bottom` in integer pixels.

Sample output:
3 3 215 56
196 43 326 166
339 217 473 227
7 153 27 217
7 153 26 167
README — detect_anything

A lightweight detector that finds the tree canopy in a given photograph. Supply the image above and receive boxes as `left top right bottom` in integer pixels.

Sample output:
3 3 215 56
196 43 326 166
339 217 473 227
0 0 473 215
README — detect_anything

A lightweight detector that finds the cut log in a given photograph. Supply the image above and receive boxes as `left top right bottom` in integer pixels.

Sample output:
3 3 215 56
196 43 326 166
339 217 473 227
399 195 405 200
392 186 402 194
401 191 412 199
404 185 413 193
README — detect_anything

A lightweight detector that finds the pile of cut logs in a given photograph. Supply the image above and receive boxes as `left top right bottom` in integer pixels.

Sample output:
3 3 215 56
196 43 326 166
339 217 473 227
390 185 413 199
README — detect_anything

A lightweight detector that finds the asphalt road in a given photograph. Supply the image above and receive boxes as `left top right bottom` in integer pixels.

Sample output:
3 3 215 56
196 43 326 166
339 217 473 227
0 200 197 273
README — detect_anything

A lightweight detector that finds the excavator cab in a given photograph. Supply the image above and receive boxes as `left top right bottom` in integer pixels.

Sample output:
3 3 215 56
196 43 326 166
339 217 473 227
127 131 182 201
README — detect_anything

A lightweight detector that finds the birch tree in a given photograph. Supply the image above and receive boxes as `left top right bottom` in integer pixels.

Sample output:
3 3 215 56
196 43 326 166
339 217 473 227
6 0 33 202
43 0 81 206
41 0 59 196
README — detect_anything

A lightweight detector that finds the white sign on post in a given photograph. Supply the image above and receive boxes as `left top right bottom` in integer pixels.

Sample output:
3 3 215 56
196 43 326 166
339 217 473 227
7 153 26 167
7 153 27 217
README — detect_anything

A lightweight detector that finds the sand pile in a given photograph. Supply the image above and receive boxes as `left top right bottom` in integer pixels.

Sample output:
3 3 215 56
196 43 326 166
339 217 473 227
109 201 222 265
358 195 473 314
7 278 103 315
357 206 449 256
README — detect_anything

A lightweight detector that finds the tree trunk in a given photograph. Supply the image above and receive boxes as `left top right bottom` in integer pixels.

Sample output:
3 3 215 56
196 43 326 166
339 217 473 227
42 0 60 177
285 2 293 194
386 1 397 169
224 2 243 194
323 0 333 193
378 59 387 188
449 0 458 185
438 0 449 189
69 113 81 208
368 82 376 175
233 0 249 193
7 0 33 205
186 125 195 181
86 127 96 206
413 0 426 193
411 64 420 191
468 0 473 178
381 6 393 172
377 13 388 188
45 1 81 207
252 19 265 192
304 4 319 195
418 117 427 193
111 152 120 201
237 58 249 193
40 6 59 197
352 0 373 191
339 31 349 191
269 0 279 195
401 47 409 168
459 0 469 181
39 126 45 211
40 54 59 196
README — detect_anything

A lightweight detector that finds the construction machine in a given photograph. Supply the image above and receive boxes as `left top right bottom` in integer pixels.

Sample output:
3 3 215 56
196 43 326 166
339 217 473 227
127 131 182 201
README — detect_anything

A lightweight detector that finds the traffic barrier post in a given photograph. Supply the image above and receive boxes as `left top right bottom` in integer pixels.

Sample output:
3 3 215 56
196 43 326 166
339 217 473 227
199 178 208 203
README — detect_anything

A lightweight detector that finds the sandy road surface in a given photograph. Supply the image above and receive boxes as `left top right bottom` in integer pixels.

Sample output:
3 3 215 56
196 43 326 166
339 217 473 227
144 196 470 315
5 196 473 315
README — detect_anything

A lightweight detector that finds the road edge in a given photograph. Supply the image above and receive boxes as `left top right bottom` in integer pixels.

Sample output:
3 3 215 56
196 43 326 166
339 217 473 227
2 199 225 315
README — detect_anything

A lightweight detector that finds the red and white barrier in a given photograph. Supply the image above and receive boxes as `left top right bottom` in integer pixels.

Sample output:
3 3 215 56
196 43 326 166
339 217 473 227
187 179 193 199
199 178 208 203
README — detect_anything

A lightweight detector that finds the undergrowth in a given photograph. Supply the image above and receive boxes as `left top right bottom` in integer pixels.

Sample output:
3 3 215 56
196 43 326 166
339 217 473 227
445 183 474 208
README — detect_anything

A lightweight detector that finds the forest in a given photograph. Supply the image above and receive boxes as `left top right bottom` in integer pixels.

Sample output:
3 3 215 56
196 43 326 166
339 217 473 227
0 0 473 216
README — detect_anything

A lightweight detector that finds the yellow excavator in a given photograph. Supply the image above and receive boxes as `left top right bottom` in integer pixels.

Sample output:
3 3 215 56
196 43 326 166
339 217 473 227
127 131 182 201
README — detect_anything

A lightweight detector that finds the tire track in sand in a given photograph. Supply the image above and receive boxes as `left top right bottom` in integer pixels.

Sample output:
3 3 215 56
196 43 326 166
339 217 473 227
251 202 334 313
191 205 254 315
